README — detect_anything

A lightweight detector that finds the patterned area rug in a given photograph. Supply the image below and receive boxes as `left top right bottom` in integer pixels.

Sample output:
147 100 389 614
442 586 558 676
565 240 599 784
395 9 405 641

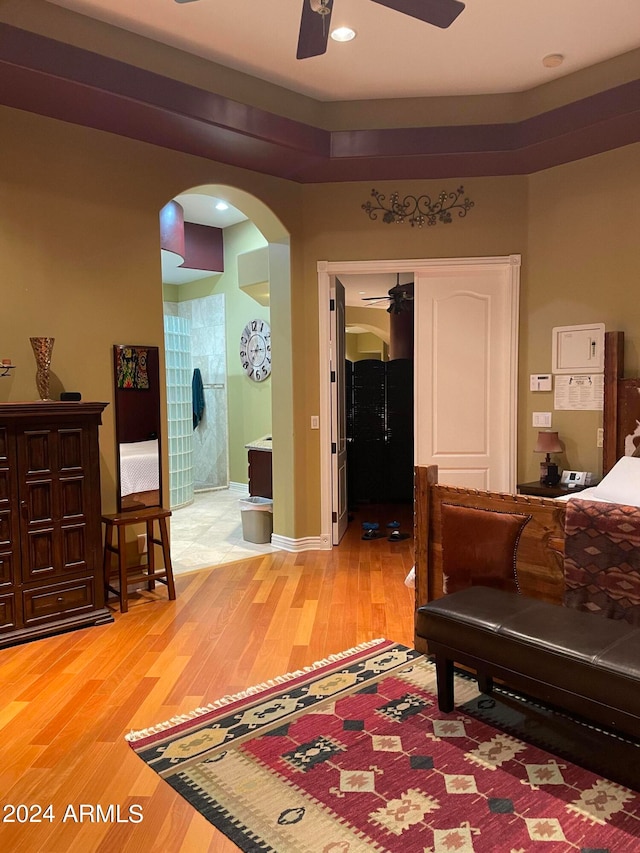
127 639 640 852
460 682 640 794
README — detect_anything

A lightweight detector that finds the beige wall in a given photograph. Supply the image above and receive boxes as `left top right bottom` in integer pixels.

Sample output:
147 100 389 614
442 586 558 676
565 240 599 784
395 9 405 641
346 333 386 362
345 305 390 362
521 142 640 481
1 103 638 540
0 106 301 536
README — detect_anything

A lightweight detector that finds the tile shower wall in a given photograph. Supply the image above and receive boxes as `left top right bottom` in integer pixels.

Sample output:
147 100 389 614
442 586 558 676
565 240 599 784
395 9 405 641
178 294 229 491
164 313 194 509
164 295 229 496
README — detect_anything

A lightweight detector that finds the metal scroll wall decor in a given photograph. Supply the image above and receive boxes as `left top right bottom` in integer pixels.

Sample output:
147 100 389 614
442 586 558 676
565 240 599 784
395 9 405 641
362 186 474 227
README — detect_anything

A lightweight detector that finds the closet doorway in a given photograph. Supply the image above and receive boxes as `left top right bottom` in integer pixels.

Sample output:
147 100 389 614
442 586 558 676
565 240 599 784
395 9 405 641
318 255 521 547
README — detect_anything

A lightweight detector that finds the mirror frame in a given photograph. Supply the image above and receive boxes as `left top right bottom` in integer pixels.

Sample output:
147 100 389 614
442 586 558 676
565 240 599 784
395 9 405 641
113 344 162 512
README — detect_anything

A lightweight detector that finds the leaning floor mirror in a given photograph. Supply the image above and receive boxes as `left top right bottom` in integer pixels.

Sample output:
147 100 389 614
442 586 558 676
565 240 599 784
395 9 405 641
113 344 162 512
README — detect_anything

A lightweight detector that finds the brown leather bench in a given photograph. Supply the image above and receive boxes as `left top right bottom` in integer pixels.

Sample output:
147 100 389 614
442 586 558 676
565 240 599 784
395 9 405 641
416 586 640 741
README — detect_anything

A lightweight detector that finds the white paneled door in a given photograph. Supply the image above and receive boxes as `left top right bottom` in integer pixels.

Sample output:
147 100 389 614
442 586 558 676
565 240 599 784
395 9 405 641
414 258 520 492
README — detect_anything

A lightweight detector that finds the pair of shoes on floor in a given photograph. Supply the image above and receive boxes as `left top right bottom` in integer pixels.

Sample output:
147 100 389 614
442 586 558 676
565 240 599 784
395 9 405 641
362 522 384 540
361 521 410 541
388 529 410 541
386 521 410 541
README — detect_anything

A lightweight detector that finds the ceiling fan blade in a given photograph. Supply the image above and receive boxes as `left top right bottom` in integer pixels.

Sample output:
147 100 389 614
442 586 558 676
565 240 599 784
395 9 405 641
297 0 333 60
370 0 465 29
174 0 201 4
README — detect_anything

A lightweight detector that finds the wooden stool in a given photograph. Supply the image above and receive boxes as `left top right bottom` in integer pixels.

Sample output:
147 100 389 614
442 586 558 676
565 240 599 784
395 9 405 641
102 507 176 613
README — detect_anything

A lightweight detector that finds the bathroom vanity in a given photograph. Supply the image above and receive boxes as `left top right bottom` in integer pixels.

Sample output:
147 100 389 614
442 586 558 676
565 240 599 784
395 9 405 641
245 436 272 499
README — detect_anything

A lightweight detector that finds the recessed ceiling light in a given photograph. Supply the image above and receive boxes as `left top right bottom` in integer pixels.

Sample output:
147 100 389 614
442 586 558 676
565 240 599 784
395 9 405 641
542 53 564 68
215 201 229 211
331 26 356 43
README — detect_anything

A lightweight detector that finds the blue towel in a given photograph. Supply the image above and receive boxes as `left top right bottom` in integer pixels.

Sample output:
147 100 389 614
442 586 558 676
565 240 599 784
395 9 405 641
192 368 205 429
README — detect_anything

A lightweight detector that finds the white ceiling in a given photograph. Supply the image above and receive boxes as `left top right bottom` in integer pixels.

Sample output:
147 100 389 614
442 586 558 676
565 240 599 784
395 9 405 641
47 0 640 101
178 192 248 230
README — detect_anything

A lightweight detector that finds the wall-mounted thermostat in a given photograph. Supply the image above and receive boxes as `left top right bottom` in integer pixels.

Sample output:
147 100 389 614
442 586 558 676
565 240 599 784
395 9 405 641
552 323 604 374
530 374 552 392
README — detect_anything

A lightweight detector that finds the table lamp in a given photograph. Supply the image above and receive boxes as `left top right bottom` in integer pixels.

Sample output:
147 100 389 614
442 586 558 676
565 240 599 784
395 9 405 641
534 430 562 485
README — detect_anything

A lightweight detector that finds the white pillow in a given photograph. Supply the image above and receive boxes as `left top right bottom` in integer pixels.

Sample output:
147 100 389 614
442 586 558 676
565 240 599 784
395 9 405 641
591 456 640 506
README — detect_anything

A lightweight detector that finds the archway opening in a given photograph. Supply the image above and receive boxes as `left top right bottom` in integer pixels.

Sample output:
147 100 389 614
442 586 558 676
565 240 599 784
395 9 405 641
158 184 290 572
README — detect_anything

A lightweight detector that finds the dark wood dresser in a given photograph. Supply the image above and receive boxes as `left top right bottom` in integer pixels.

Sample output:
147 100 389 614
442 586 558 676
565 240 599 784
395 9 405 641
0 402 113 648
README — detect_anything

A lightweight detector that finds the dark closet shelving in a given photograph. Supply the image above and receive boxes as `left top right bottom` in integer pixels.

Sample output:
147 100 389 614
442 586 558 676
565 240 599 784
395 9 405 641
346 358 413 506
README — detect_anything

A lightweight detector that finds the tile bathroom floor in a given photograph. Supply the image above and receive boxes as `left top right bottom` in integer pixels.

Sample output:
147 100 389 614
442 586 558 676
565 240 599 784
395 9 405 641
170 488 276 575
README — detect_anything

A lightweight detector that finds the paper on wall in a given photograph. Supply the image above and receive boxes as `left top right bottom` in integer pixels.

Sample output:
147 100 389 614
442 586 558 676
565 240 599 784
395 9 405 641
554 374 604 411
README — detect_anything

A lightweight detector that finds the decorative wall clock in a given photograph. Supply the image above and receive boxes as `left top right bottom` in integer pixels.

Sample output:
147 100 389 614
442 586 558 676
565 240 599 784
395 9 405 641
240 319 271 382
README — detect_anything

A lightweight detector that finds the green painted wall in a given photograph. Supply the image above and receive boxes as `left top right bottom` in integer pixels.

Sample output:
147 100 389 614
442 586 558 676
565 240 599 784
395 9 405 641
162 221 272 486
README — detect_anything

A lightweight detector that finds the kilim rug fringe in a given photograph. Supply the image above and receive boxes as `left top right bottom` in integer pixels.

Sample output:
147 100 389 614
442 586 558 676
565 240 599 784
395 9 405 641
125 637 387 742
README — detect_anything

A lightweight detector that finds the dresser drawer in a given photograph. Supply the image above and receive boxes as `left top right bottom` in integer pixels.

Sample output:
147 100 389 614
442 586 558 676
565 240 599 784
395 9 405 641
0 593 17 631
23 577 95 626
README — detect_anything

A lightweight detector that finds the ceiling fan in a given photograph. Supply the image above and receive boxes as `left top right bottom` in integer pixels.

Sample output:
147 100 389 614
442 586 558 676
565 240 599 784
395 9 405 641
362 280 414 314
297 0 465 59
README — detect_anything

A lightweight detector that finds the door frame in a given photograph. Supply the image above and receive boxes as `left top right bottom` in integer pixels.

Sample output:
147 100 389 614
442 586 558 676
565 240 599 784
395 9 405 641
317 255 520 549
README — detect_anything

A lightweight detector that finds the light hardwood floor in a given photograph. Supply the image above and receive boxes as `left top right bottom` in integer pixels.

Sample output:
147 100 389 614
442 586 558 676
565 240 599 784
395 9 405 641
0 506 415 852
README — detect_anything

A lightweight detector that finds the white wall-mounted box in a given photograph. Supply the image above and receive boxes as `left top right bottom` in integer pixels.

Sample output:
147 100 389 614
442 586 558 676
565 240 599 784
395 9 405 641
552 323 604 374
530 374 552 391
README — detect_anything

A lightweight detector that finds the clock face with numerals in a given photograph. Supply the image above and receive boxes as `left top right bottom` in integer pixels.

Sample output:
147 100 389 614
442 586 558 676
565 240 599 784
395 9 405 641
240 319 271 382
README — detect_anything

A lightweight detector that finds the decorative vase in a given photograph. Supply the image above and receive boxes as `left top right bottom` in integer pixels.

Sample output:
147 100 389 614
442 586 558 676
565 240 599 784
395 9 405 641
30 337 55 401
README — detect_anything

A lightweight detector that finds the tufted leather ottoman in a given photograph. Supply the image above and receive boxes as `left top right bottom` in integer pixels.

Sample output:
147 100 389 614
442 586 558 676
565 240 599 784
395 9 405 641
417 586 640 740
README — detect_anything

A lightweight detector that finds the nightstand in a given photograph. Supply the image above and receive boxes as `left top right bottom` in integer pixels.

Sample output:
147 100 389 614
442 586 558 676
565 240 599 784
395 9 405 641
517 481 590 498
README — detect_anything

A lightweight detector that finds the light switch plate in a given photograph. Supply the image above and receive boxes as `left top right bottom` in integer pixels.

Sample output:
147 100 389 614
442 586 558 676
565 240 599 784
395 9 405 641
533 412 552 428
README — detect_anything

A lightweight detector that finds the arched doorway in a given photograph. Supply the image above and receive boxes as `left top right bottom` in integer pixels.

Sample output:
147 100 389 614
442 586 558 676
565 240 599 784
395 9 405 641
158 184 290 571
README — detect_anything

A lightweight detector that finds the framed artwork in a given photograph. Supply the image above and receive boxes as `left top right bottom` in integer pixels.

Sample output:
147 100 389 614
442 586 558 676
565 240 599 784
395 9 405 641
116 346 149 390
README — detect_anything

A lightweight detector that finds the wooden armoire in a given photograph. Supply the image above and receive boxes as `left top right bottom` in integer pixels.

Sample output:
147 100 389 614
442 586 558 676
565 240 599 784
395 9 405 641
0 402 113 647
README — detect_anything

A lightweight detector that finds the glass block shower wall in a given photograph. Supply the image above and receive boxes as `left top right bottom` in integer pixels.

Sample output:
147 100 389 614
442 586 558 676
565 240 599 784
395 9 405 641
163 313 194 509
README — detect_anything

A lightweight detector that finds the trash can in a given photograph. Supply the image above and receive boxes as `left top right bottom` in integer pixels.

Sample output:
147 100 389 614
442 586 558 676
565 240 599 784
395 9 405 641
239 496 273 544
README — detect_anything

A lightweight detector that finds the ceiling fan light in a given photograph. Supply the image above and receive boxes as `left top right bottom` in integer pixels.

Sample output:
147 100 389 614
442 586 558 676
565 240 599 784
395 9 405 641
331 26 356 43
310 0 331 16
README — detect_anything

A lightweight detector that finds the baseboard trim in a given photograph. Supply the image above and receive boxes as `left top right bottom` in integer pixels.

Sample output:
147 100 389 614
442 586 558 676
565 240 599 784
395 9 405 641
271 534 331 552
228 482 249 494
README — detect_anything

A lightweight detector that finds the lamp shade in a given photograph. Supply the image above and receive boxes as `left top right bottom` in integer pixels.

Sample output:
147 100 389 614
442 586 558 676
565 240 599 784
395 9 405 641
534 431 562 454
